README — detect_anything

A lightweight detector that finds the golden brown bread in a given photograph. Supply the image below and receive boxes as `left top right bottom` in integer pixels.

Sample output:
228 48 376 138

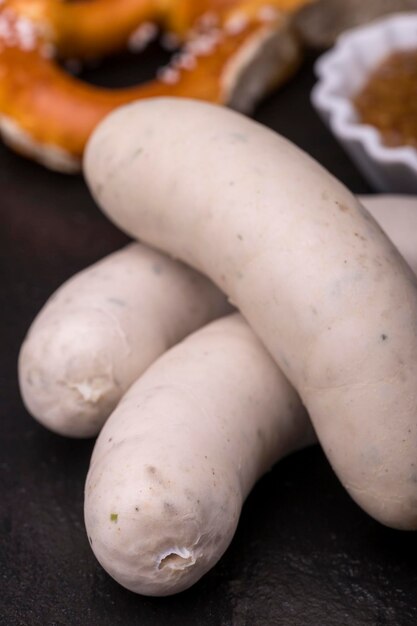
0 0 310 171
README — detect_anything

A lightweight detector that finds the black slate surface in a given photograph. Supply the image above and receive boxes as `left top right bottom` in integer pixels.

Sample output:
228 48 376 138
1 48 417 626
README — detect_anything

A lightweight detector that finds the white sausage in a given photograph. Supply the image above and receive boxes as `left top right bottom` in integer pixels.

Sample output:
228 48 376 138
85 194 417 595
18 194 416 441
18 243 229 437
84 99 417 528
84 313 314 596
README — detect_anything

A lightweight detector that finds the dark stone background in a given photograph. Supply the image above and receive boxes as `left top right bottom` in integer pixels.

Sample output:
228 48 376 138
1 45 417 626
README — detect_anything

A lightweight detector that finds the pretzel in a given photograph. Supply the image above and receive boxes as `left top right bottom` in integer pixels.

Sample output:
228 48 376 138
0 0 309 172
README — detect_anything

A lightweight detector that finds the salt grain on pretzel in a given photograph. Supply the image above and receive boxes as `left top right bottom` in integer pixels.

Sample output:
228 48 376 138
186 31 221 57
176 52 197 71
258 5 280 21
197 11 220 30
128 21 158 53
157 66 180 85
224 12 249 35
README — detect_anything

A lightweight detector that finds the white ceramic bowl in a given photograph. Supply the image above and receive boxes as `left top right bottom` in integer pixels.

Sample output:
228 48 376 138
311 12 417 193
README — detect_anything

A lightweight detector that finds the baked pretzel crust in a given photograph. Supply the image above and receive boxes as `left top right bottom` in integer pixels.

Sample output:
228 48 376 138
0 0 310 171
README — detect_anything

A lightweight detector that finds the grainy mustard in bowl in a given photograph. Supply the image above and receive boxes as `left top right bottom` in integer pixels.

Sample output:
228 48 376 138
312 12 417 193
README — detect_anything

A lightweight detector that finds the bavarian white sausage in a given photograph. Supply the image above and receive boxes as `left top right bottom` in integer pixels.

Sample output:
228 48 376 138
84 99 417 528
18 243 229 437
84 313 314 595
